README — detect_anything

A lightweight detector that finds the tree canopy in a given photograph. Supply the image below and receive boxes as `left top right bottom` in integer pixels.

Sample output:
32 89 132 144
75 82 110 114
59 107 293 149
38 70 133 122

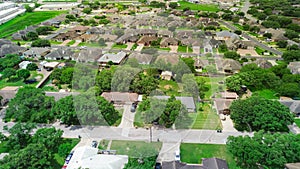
230 97 294 132
227 131 300 169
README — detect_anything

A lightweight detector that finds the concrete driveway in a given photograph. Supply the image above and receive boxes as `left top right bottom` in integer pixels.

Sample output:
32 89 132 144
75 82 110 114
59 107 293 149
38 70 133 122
220 115 237 132
135 44 144 51
125 42 134 50
105 42 114 50
193 46 200 54
118 104 135 128
169 45 178 53
157 142 180 162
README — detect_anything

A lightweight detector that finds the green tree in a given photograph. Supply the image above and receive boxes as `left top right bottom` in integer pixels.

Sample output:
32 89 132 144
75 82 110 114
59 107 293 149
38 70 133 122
182 74 198 98
54 95 79 125
234 30 242 35
0 144 53 169
130 73 159 95
26 63 38 71
277 40 288 48
32 127 63 153
25 32 39 41
83 7 92 14
99 19 110 25
31 39 51 47
276 83 300 98
169 2 178 9
95 69 114 94
36 26 53 35
2 68 16 80
224 51 241 60
282 50 300 62
181 57 195 73
284 29 299 40
227 132 300 169
263 32 272 39
17 69 30 80
5 87 55 123
4 122 36 151
230 97 294 132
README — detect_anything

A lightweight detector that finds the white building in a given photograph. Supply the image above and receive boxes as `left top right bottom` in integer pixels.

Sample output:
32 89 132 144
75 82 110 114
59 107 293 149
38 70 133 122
0 2 26 25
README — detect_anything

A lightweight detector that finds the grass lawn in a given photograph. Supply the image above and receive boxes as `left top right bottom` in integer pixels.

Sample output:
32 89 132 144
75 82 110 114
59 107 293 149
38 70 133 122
196 76 225 100
255 46 265 55
178 1 219 12
50 40 63 45
177 45 193 53
134 109 144 127
0 71 43 89
191 103 222 130
112 43 128 49
109 140 162 158
233 23 244 30
158 47 171 51
248 32 259 37
180 143 239 169
67 40 76 46
294 119 300 128
158 80 181 96
252 89 279 99
0 11 65 38
0 141 9 153
78 42 100 47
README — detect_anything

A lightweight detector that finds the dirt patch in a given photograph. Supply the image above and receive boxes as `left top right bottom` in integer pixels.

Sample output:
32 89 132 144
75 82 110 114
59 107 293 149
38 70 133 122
164 85 172 90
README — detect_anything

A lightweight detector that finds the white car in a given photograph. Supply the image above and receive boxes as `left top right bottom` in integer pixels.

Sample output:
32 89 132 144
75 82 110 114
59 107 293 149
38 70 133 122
175 150 180 161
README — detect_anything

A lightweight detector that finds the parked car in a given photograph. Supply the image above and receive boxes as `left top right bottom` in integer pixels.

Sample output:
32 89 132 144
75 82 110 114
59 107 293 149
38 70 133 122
131 103 137 112
65 151 74 164
91 140 97 148
175 150 180 161
155 162 162 169
217 129 222 133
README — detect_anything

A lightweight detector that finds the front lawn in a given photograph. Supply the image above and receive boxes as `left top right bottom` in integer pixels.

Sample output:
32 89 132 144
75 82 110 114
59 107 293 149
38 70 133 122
180 143 239 169
112 43 128 49
178 1 219 12
109 140 162 157
177 45 193 53
255 46 265 55
191 103 222 130
252 89 279 99
295 119 300 128
0 11 65 38
67 40 75 46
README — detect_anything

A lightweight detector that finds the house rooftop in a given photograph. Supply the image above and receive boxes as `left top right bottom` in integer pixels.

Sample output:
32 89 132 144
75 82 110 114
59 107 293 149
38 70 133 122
101 92 139 103
202 158 229 169
98 51 127 64
153 96 196 112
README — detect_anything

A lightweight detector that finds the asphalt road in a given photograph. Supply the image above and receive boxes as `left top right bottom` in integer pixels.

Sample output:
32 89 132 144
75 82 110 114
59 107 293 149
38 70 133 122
219 20 283 56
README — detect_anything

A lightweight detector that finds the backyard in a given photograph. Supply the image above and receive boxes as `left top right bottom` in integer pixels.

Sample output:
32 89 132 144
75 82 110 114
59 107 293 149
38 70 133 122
0 11 65 38
252 89 279 99
180 143 239 169
0 71 43 89
295 119 300 128
158 80 181 96
178 1 219 12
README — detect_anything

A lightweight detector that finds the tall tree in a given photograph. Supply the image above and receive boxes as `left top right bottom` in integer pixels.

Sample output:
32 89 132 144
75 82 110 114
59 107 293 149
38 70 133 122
230 97 294 132
32 127 63 153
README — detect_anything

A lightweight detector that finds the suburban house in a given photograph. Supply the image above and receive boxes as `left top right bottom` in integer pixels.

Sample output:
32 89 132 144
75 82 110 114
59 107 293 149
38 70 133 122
86 27 106 35
285 162 300 169
260 28 288 42
215 31 239 41
287 62 300 74
157 30 173 38
214 98 234 115
128 53 154 65
209 38 222 48
73 48 102 63
23 47 50 59
194 58 209 72
153 96 196 112
162 158 228 169
156 54 179 65
45 91 80 101
161 71 173 81
101 92 139 106
98 51 127 66
44 47 74 60
18 60 32 69
43 61 60 71
137 36 158 46
160 37 178 48
71 25 89 35
216 59 242 74
0 43 25 57
0 86 19 105
66 146 128 169
279 100 300 117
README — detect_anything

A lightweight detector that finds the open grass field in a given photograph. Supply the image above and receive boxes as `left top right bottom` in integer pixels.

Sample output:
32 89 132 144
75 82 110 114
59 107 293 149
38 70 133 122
109 140 162 158
252 89 279 99
178 1 219 12
295 119 300 128
0 11 65 38
180 143 239 169
190 103 222 130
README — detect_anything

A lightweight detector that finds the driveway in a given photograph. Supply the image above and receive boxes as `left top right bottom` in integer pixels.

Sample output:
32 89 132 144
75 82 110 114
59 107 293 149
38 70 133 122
220 115 237 132
125 42 134 50
157 142 180 162
192 46 200 54
169 45 178 53
70 40 81 47
60 40 71 46
135 44 144 51
105 42 114 50
118 104 135 128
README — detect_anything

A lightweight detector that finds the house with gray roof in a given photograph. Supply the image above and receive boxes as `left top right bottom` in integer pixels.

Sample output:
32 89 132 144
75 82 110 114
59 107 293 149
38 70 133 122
23 47 50 59
215 59 242 74
0 44 25 57
45 91 80 101
72 48 102 63
162 158 228 169
128 53 153 65
44 47 74 60
98 51 127 66
288 62 300 74
202 158 229 169
158 30 173 38
279 100 300 116
216 31 239 41
153 96 196 112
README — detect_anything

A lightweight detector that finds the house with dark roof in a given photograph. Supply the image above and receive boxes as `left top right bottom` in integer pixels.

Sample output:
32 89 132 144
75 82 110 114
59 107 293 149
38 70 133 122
161 158 228 169
101 92 139 106
156 54 179 65
73 48 102 63
158 30 173 38
137 36 158 46
215 59 242 74
214 98 234 115
0 44 25 57
160 37 178 48
23 47 50 59
153 96 196 112
128 53 153 65
202 158 229 169
216 31 239 41
194 58 209 72
45 91 80 101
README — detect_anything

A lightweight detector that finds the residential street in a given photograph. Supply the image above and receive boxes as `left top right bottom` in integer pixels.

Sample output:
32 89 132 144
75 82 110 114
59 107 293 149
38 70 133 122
218 20 283 56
